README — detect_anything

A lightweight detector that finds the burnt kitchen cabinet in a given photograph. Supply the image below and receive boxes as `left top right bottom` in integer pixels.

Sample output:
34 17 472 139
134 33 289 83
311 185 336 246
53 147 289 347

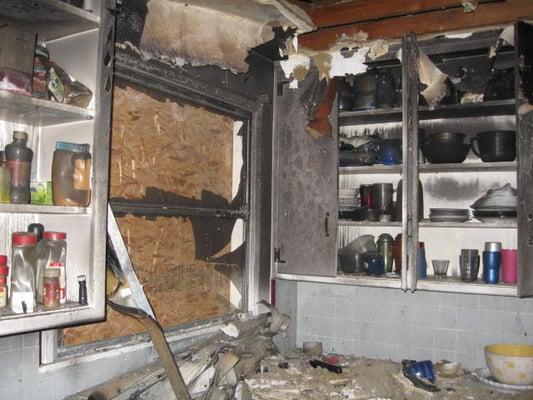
271 67 338 277
273 21 533 297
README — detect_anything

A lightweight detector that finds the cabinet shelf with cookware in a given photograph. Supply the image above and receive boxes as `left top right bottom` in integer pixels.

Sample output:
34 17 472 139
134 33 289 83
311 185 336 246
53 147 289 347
339 165 402 175
0 204 88 215
419 221 517 229
339 220 401 227
276 272 402 289
0 0 99 41
418 161 517 173
418 99 515 121
416 278 517 296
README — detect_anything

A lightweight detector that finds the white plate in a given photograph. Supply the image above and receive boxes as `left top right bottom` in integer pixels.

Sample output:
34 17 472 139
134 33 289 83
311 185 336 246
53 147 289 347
472 368 533 392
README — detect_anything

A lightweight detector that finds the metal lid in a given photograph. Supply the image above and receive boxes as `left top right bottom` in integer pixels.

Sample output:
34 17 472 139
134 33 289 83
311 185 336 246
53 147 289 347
55 141 90 153
378 233 394 242
485 242 502 252
13 131 28 141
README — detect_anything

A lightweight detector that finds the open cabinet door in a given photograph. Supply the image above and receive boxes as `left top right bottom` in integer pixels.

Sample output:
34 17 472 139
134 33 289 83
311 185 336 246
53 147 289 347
516 20 533 297
272 66 338 277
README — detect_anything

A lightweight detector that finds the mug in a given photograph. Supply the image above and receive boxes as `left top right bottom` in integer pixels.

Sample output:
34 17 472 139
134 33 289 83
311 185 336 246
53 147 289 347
501 249 518 284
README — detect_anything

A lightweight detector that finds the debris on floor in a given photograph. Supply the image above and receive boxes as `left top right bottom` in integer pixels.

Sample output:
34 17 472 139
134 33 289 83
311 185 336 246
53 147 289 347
243 353 533 400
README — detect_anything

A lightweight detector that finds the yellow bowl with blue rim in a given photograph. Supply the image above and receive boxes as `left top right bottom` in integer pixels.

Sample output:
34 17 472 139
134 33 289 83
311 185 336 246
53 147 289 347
485 344 533 385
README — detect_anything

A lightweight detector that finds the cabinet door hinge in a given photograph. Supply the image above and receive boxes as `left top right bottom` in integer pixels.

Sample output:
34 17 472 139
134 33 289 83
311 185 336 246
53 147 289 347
274 247 287 264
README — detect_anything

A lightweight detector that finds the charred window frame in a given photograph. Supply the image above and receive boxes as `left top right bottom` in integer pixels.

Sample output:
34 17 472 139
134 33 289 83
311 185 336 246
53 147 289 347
40 49 268 363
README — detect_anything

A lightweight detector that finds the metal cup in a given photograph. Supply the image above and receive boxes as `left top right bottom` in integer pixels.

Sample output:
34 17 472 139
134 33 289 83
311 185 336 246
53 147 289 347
360 185 373 209
372 183 393 218
459 249 480 281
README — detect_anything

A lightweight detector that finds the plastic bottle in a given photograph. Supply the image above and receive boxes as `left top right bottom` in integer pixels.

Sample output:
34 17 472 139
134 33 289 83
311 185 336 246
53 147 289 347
5 131 33 204
10 232 37 314
43 269 60 309
43 231 67 304
28 223 45 303
52 142 91 207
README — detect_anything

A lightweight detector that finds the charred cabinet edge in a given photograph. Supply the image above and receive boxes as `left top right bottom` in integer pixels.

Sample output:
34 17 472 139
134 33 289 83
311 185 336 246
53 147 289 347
516 20 533 297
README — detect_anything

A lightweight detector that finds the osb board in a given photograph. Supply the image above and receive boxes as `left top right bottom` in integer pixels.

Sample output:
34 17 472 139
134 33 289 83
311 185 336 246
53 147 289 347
62 83 240 346
109 84 234 202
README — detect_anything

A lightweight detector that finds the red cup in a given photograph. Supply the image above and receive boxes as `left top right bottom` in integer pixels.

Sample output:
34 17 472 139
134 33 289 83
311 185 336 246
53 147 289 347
501 248 518 284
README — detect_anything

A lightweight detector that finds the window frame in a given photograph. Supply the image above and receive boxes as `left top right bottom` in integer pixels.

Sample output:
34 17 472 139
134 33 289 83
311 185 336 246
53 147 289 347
41 50 268 364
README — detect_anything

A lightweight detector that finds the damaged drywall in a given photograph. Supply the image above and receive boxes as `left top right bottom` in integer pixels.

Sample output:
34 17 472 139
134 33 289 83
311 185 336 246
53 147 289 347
138 0 314 72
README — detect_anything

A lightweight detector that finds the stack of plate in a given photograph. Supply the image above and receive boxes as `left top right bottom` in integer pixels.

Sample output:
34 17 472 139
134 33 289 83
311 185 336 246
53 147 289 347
429 208 470 222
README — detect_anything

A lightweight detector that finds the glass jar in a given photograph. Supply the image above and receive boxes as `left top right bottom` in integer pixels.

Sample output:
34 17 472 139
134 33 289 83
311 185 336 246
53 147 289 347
52 142 91 207
42 231 67 304
43 268 60 309
10 232 37 313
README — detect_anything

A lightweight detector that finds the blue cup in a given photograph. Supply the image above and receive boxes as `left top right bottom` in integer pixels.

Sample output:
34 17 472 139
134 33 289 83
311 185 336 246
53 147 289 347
483 251 501 284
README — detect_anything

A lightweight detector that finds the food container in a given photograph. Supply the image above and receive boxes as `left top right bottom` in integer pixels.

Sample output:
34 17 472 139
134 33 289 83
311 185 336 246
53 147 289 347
421 142 470 164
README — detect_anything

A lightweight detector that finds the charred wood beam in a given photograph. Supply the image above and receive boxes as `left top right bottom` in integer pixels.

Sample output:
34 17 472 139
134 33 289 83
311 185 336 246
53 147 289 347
300 0 533 51
308 0 499 29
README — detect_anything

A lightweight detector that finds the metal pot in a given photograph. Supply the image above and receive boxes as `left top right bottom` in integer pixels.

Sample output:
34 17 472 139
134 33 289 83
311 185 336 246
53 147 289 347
470 130 516 162
421 142 470 164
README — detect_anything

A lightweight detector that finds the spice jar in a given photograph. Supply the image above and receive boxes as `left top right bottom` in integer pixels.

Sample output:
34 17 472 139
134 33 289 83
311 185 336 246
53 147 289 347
43 268 60 309
377 233 394 273
42 231 67 304
10 232 37 314
0 257 8 309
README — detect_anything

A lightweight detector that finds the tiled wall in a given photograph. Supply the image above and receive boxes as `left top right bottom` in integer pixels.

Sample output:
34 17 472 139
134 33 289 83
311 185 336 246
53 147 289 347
277 280 533 370
0 330 215 399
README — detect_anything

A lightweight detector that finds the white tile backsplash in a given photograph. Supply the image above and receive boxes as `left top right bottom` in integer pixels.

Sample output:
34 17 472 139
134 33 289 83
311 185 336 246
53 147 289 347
286 281 533 370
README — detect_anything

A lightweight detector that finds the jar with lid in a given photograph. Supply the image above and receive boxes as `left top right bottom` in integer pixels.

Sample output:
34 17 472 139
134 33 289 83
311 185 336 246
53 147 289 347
0 256 8 309
10 232 37 313
43 269 60 309
52 142 91 207
42 231 67 304
377 233 394 273
5 131 33 204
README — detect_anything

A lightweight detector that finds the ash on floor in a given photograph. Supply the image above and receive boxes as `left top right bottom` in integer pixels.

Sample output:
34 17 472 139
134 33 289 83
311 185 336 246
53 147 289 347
243 353 533 400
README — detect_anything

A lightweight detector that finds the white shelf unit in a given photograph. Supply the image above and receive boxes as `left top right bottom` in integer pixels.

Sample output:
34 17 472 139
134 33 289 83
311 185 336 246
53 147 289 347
0 1 114 336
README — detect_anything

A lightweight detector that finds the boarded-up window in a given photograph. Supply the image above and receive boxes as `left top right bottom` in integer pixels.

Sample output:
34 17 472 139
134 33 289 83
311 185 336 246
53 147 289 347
62 82 246 346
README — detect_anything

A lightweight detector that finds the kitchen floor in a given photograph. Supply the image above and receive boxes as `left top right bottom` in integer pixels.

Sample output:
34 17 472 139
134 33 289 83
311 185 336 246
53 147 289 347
244 353 533 400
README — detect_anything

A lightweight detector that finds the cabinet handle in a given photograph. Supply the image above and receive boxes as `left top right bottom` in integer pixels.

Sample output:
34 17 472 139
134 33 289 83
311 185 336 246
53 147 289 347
325 212 330 237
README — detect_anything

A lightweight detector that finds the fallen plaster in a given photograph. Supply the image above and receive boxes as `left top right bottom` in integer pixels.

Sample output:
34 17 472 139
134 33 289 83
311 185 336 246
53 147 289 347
461 0 479 13
418 50 449 107
139 0 314 73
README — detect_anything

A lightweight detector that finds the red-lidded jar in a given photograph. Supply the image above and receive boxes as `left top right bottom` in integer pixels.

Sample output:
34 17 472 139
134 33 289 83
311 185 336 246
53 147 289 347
0 256 8 309
43 231 67 304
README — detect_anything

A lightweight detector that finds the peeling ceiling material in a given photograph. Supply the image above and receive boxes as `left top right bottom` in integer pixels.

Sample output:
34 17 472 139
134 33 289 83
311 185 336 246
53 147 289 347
139 0 314 72
418 50 449 107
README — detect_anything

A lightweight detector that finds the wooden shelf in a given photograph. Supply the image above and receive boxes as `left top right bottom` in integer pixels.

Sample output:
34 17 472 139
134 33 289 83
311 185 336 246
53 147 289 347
0 204 87 214
339 164 402 175
339 99 515 126
419 221 516 229
276 272 402 289
339 220 401 227
416 277 516 296
0 91 94 126
0 0 99 41
419 161 517 173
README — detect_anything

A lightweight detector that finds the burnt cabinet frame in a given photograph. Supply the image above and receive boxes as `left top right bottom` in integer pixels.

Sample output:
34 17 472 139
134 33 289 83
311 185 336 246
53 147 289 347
272 22 533 298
